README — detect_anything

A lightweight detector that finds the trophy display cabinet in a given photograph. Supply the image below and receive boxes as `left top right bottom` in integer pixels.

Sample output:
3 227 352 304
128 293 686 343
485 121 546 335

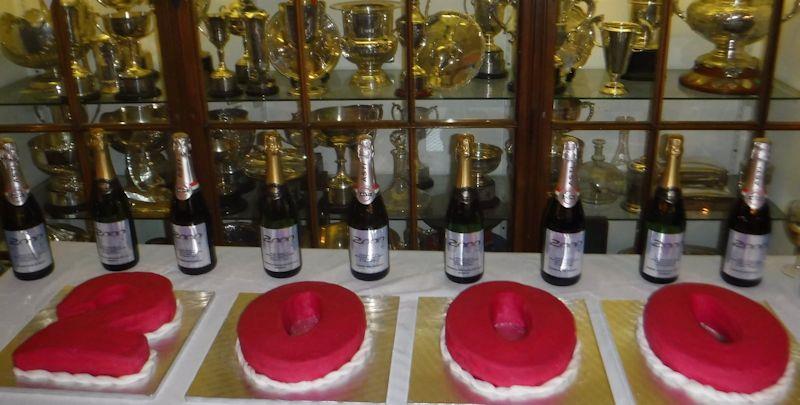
0 0 798 257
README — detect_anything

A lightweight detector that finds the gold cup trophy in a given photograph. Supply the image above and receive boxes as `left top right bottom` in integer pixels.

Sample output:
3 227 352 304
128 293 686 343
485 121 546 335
333 1 400 92
469 0 509 79
28 132 87 216
471 142 503 208
0 3 62 97
674 0 800 95
394 0 432 97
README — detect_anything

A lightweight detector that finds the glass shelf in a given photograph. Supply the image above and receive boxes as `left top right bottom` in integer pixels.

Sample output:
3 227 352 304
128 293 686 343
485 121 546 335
0 77 168 107
205 70 513 103
558 69 800 101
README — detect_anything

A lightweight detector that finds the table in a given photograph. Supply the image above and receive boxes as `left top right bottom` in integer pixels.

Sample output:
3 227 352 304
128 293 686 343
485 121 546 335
0 242 797 405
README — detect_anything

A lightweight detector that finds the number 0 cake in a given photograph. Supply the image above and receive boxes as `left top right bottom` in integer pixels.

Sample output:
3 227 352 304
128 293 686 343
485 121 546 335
235 281 372 392
441 281 581 401
638 283 795 403
12 272 181 387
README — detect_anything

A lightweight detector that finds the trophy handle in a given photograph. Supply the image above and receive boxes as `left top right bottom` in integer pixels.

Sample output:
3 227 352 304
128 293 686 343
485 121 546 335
580 101 594 121
631 23 649 53
671 0 686 20
391 102 404 120
783 0 800 22
591 15 606 47
429 105 440 120
577 0 595 19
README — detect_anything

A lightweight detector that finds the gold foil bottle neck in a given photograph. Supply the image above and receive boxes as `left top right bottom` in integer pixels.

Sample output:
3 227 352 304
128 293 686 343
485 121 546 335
89 128 116 181
660 134 683 189
263 131 284 186
453 133 475 189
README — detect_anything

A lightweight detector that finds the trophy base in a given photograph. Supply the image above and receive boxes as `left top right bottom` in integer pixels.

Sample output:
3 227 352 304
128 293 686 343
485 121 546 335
477 182 499 209
289 80 326 97
679 64 760 95
350 69 392 91
621 199 641 214
246 80 279 97
220 193 247 216
623 50 657 81
416 168 434 190
45 202 87 218
395 71 433 98
74 74 100 101
116 73 160 101
100 80 120 95
601 81 628 96
208 75 243 99
476 49 508 80
235 62 250 85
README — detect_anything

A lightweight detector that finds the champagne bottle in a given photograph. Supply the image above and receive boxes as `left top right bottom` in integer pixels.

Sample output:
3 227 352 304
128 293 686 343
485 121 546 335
347 134 389 281
0 138 54 280
260 132 301 278
541 137 584 286
445 134 484 284
88 129 139 271
170 132 216 275
721 138 771 287
639 135 685 284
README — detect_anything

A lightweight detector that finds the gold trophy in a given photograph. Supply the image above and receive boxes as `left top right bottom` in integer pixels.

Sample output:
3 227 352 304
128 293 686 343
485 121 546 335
674 0 800 95
100 104 171 217
469 0 509 79
0 3 62 97
554 0 598 93
471 143 503 208
243 10 279 96
311 105 383 211
333 1 400 92
101 0 160 100
624 0 663 80
266 0 340 96
599 21 647 96
28 133 87 216
395 0 432 97
222 0 259 84
209 108 252 215
417 11 486 90
63 0 100 100
91 33 122 94
204 13 241 98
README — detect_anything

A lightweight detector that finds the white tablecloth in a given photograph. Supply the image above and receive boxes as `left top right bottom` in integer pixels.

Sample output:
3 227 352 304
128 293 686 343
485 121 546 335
0 242 798 405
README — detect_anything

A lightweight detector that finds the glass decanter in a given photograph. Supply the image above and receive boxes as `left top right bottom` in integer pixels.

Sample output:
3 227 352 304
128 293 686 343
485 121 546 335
579 138 625 205
383 131 430 217
610 116 633 172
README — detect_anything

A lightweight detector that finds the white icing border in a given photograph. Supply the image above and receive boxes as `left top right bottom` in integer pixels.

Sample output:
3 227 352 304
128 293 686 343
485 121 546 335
236 330 373 393
636 317 796 404
13 350 157 388
440 328 581 401
145 300 182 342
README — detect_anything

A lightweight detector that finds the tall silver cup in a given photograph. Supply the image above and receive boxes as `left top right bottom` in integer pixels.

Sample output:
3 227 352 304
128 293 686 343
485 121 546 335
599 22 643 96
243 10 278 96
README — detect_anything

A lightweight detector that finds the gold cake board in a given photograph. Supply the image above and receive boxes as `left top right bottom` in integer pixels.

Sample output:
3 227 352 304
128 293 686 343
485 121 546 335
408 297 614 404
602 300 800 404
0 287 214 397
186 293 399 403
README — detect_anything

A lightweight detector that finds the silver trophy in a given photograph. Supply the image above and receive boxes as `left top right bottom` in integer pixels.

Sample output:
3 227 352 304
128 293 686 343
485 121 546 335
102 10 160 100
243 10 278 96
470 0 509 79
92 33 123 94
209 108 253 215
205 14 241 98
391 103 438 189
599 21 646 96
28 133 87 216
63 0 100 100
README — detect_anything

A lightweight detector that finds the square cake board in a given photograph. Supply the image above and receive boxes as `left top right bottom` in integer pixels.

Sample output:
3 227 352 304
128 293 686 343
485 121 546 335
0 287 214 398
407 297 614 404
186 293 399 403
602 300 800 404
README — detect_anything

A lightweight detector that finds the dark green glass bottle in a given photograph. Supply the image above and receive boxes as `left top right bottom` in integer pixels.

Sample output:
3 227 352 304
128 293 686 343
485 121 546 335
720 138 771 287
445 134 484 284
0 138 54 280
639 135 685 284
170 132 217 275
88 129 139 271
541 137 584 286
347 134 390 281
260 131 301 278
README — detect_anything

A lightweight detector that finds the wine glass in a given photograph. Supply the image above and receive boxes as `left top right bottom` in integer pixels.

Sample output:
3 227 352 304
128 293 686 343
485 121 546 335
782 200 800 277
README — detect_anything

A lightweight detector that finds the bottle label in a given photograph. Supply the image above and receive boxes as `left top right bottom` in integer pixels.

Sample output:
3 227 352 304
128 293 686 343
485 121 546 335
5 224 52 274
349 226 389 274
95 220 136 266
722 230 769 280
642 230 684 279
261 225 301 273
543 229 584 278
172 223 212 269
445 229 484 278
